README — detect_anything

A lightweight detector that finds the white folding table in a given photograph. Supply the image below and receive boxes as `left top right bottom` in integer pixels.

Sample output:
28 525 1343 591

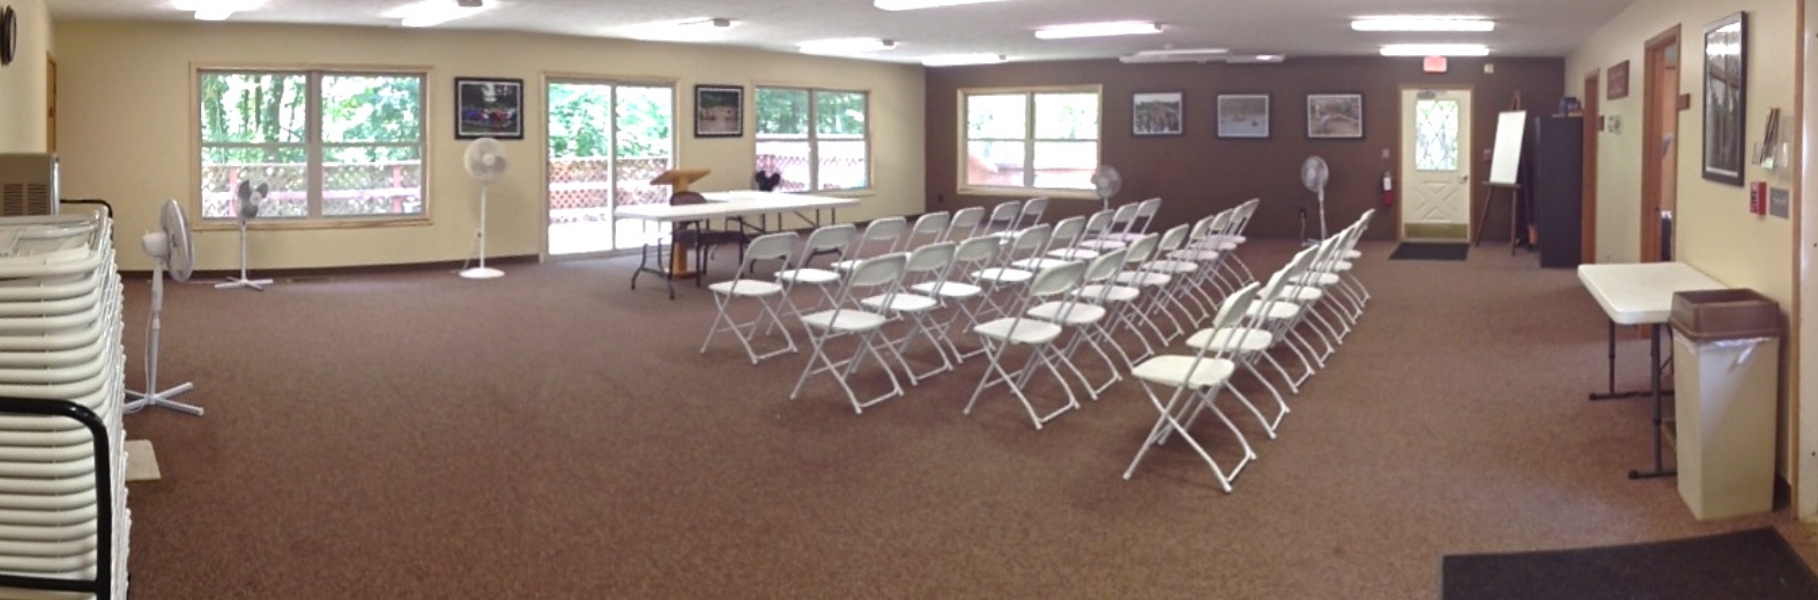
1576 262 1726 479
616 192 859 298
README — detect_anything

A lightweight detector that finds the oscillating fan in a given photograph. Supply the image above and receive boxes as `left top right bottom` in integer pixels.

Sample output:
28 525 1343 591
460 137 508 280
1300 156 1330 245
127 199 203 416
1090 165 1122 211
216 179 275 291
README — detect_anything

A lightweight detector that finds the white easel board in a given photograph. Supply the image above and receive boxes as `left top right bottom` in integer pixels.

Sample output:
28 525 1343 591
1488 110 1527 186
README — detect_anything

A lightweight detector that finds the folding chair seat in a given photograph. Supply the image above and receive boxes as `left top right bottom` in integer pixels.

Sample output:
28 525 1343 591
833 216 909 272
700 231 799 364
862 241 958 385
776 223 856 319
789 253 911 414
910 235 1001 361
1010 215 1086 272
944 206 986 242
964 260 1089 430
1122 282 1265 493
1027 248 1130 399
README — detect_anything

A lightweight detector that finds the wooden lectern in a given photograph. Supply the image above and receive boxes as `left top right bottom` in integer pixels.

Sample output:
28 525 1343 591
653 168 712 277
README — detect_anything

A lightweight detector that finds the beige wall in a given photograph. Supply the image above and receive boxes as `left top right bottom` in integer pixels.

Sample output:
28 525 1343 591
1567 0 1802 483
0 0 51 153
50 21 926 271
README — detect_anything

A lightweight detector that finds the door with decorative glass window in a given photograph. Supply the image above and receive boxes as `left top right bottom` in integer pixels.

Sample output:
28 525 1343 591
1399 88 1473 242
544 80 674 258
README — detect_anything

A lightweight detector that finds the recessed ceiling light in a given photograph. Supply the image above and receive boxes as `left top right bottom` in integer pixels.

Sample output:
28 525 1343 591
1380 44 1490 57
631 17 737 42
874 0 1009 11
1034 21 1163 40
922 53 1008 66
799 38 897 55
388 0 490 28
1352 16 1495 32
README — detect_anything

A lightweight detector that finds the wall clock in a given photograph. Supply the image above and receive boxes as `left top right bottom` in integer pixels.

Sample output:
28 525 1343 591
0 6 16 67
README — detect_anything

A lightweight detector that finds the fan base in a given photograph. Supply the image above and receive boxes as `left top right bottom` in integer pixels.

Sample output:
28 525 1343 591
460 267 505 280
214 277 273 291
125 382 203 417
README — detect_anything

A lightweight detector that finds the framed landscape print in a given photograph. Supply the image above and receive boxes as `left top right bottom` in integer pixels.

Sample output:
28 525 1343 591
1307 93 1364 139
455 77 524 140
694 85 744 138
1132 92 1184 136
1217 94 1270 138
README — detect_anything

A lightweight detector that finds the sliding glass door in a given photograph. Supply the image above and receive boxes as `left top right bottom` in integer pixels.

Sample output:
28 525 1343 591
545 80 674 257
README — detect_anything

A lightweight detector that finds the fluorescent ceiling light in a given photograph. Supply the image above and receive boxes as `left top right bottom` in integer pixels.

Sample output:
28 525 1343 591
1352 16 1495 32
1226 54 1287 64
176 0 259 20
875 0 1009 11
194 8 235 20
922 53 1007 66
1118 47 1228 64
1034 21 1163 40
632 17 737 42
387 0 490 28
1380 44 1490 56
799 38 897 55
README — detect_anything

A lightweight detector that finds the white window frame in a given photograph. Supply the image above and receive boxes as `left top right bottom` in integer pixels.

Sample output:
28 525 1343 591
957 85 1102 199
194 66 429 229
754 86 873 193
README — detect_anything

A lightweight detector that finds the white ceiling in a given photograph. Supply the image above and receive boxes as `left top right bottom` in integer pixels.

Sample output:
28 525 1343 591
48 0 1636 64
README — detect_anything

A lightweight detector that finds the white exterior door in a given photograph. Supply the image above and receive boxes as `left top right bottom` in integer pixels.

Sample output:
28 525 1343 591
1399 88 1473 241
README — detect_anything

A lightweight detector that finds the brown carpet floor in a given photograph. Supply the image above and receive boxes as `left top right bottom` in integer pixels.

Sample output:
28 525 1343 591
111 237 1818 599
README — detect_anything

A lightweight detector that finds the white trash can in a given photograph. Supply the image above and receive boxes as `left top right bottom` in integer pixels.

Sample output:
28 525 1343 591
1669 289 1781 521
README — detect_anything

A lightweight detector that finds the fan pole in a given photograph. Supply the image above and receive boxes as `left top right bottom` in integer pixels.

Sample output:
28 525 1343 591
460 185 504 279
126 261 203 416
216 218 274 291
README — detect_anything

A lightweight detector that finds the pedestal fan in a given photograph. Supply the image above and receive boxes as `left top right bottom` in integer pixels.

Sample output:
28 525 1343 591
215 179 274 291
460 137 508 280
127 199 202 416
1090 165 1122 211
1300 156 1330 245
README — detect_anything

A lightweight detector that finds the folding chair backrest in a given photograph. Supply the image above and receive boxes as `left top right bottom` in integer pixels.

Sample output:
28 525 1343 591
947 207 986 241
1082 209 1115 238
1155 224 1190 254
1004 223 1052 264
845 253 908 291
1131 197 1163 232
904 241 957 279
1047 215 1087 252
910 212 951 244
1028 260 1087 298
1212 282 1262 329
1122 233 1161 265
1106 202 1142 237
745 231 798 264
1014 197 1050 229
854 216 909 256
798 223 857 267
1262 246 1316 300
1085 248 1128 285
986 200 1022 231
952 235 1001 268
1232 198 1260 233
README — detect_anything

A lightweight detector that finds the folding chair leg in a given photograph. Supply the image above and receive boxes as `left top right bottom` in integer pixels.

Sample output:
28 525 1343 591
1123 384 1256 493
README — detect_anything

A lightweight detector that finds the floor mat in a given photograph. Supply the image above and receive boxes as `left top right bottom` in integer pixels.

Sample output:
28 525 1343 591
1389 243 1468 261
1440 527 1818 600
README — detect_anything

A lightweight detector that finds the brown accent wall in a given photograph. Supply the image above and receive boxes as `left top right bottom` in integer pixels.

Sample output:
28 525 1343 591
925 56 1566 240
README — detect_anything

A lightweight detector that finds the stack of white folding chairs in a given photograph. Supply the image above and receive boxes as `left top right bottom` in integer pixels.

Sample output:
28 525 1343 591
0 214 131 598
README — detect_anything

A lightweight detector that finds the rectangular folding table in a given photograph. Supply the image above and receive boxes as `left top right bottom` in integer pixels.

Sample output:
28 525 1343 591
616 192 859 298
1576 262 1725 479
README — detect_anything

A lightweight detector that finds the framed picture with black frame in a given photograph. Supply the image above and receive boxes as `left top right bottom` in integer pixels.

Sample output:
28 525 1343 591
454 77 524 140
1306 93 1364 139
1132 91 1184 136
694 85 745 138
1701 11 1746 186
1216 94 1270 139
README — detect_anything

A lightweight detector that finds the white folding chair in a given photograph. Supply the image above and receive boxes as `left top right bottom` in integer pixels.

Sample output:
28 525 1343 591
789 253 911 414
971 223 1050 322
907 212 952 247
964 260 1089 430
700 231 799 365
833 216 909 272
944 206 986 242
1243 246 1322 392
911 235 1001 362
1010 215 1086 272
1184 280 1292 439
1009 196 1049 229
1048 209 1114 261
776 223 856 319
1026 248 1130 399
983 200 1022 236
1103 197 1163 243
862 241 958 385
1076 201 1142 252
1123 282 1265 493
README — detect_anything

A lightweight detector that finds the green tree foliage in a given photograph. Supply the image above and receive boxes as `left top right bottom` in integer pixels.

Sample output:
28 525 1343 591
547 83 672 159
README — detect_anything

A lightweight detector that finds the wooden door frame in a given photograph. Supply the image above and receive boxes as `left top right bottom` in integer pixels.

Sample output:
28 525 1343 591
1582 69 1599 264
1394 83 1476 242
1641 26 1681 262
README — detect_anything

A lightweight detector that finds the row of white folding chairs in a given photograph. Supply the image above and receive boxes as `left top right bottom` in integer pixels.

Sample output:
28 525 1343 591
1122 210 1375 492
0 215 131 599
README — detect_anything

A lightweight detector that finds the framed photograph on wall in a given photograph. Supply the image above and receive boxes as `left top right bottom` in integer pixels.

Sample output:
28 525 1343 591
1306 93 1364 139
455 77 524 140
694 85 745 138
1132 92 1184 136
1701 12 1746 186
1216 94 1270 138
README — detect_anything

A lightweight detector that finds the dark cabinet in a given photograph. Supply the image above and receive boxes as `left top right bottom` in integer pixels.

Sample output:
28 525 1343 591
1532 116 1584 268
